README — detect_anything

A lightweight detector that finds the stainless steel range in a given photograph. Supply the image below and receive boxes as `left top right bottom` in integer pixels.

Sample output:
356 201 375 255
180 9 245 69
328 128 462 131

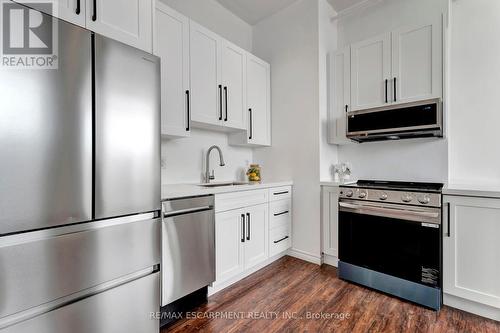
338 180 443 310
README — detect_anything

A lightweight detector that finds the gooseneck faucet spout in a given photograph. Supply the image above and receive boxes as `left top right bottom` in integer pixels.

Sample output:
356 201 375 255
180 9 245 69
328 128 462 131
205 145 225 183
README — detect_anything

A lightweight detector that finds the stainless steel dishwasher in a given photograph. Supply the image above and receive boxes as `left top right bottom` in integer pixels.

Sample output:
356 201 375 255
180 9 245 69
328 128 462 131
161 195 215 306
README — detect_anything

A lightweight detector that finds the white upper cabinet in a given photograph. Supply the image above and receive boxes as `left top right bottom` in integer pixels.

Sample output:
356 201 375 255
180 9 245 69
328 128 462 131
13 0 86 27
229 54 271 146
443 195 500 310
85 0 153 52
391 19 442 104
221 40 247 130
154 3 190 138
350 33 391 111
328 47 353 145
189 20 222 127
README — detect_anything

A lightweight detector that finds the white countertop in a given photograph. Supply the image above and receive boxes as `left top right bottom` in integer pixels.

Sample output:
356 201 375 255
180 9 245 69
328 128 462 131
443 183 500 199
320 180 356 187
161 181 293 200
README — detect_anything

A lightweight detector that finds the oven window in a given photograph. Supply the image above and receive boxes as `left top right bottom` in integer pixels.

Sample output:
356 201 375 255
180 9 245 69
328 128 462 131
347 103 438 133
339 211 440 287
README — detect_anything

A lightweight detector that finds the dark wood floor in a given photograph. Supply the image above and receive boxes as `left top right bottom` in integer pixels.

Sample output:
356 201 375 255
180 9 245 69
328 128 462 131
162 256 500 333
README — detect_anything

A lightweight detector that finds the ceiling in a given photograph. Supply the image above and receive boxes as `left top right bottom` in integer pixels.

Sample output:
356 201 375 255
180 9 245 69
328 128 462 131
215 0 301 25
327 0 366 12
216 0 367 25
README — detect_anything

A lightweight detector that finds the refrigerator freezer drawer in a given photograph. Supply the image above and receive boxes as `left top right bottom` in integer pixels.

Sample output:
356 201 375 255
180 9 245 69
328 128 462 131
94 35 161 220
1 272 160 333
0 213 160 323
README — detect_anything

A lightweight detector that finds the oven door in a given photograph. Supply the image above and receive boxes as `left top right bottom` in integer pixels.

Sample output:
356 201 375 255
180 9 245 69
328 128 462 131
339 200 441 287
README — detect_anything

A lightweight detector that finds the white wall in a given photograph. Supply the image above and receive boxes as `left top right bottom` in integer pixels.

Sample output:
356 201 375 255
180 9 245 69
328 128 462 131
161 129 252 184
319 0 339 181
159 0 254 185
448 0 500 186
333 0 449 183
252 0 322 261
159 0 253 51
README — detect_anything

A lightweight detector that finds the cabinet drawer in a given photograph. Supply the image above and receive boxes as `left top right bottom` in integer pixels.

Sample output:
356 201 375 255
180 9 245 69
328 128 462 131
269 200 291 230
270 224 291 257
215 189 268 213
269 186 292 202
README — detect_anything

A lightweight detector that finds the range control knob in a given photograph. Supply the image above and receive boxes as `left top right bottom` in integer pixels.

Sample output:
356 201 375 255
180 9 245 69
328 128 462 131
379 192 388 200
345 190 354 198
418 195 431 205
358 190 367 199
401 193 413 203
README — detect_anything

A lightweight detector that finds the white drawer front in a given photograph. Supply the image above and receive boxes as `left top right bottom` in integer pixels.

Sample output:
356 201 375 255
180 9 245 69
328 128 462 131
269 186 292 202
269 200 291 230
215 189 268 213
270 224 291 257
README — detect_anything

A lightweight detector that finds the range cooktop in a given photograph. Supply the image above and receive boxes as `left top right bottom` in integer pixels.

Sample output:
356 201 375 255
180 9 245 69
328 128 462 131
340 180 443 193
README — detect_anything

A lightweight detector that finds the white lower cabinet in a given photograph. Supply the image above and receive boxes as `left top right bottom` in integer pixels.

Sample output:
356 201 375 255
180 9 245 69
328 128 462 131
443 195 500 319
212 186 292 292
321 186 339 266
215 203 268 286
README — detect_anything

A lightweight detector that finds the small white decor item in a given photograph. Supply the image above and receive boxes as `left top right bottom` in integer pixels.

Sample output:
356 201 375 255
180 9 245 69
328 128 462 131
333 162 352 183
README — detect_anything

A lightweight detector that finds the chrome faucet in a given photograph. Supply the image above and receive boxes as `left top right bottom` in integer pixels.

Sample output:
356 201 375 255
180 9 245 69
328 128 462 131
205 145 225 183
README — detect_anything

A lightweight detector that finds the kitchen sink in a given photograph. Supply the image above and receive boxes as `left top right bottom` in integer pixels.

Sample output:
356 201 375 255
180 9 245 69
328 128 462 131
198 181 251 188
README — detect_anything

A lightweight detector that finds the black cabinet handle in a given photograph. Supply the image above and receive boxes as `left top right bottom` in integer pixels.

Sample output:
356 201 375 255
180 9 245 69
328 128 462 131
246 213 250 241
218 85 223 120
273 191 289 196
75 0 80 14
241 214 245 242
248 108 253 140
393 77 397 102
273 210 289 217
385 79 388 103
445 202 451 237
224 86 228 121
92 0 97 21
345 105 348 113
274 236 289 244
185 90 190 131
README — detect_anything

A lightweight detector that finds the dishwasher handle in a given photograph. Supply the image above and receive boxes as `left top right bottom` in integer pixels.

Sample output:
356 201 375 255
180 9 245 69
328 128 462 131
163 206 213 218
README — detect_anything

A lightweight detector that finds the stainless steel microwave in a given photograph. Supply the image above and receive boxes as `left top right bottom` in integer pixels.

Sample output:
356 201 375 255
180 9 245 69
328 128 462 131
346 98 443 143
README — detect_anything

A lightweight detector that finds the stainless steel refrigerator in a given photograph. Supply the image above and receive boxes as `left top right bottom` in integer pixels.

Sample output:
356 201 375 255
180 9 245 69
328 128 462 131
0 4 161 332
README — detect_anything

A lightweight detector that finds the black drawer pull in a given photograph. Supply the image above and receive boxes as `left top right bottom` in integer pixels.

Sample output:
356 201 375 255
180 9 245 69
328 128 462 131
92 0 96 21
273 211 289 217
76 0 81 14
273 236 289 244
273 191 289 195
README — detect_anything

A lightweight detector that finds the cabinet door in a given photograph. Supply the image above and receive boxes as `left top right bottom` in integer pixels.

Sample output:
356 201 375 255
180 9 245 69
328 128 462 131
328 48 352 145
215 209 245 283
392 20 442 104
12 0 86 27
443 195 500 309
85 0 152 52
350 33 391 111
189 20 222 126
154 3 190 138
247 54 271 146
322 187 339 259
244 204 269 270
221 40 246 130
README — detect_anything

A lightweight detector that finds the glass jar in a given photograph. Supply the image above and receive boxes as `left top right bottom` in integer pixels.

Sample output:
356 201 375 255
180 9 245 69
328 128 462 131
246 164 261 183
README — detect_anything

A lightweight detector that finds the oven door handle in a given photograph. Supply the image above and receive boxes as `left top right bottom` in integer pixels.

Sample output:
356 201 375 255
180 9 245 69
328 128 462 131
339 202 440 223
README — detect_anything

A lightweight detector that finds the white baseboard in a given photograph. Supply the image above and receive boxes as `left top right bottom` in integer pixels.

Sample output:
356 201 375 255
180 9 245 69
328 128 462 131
287 248 321 265
444 293 500 322
321 254 338 267
208 251 288 296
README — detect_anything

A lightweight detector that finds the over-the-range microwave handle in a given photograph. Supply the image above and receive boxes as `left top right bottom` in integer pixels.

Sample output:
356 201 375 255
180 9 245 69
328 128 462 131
339 202 440 222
